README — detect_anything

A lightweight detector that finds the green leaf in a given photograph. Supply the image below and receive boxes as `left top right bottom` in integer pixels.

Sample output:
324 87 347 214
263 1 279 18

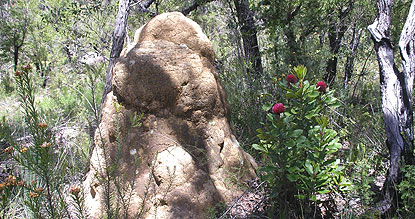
286 173 299 182
286 92 297 99
262 173 275 183
305 112 317 120
308 90 319 98
266 113 274 122
288 166 301 173
288 129 303 138
295 194 306 200
296 136 307 144
327 143 342 151
256 133 265 139
316 173 329 182
290 108 297 115
330 102 341 108
323 158 337 166
317 189 331 194
305 160 313 175
294 65 307 80
259 166 275 172
262 103 273 111
252 144 267 153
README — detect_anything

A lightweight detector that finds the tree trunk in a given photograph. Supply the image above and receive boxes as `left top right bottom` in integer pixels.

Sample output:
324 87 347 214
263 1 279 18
12 23 26 71
324 0 354 86
101 0 131 110
344 26 362 88
398 0 415 165
233 0 263 80
368 0 415 215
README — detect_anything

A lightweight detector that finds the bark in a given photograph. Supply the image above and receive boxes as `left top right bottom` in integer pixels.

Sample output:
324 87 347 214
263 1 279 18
182 0 214 16
101 0 131 110
233 0 263 79
368 0 415 215
12 21 27 71
324 0 354 86
398 0 415 165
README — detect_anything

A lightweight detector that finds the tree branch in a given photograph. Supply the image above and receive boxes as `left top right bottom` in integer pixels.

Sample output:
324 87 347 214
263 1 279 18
101 0 131 111
182 0 214 16
131 0 156 16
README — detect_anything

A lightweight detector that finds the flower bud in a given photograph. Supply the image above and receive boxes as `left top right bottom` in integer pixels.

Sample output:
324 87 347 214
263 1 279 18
316 81 327 93
2 146 14 154
272 103 285 115
286 74 298 84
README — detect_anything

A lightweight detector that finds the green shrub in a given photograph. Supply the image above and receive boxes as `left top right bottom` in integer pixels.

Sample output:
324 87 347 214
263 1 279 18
0 64 87 218
253 65 352 217
398 164 415 218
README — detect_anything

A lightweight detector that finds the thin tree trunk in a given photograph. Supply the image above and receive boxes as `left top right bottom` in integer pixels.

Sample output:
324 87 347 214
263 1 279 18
101 0 131 111
368 0 415 215
324 0 354 86
233 0 263 80
344 26 362 88
12 22 26 71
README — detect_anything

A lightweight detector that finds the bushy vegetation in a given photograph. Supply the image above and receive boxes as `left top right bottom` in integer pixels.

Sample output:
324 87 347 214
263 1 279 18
1 0 415 218
253 66 352 218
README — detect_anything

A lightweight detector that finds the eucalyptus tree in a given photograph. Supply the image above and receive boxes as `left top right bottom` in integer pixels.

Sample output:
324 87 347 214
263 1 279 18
368 0 415 215
0 0 29 71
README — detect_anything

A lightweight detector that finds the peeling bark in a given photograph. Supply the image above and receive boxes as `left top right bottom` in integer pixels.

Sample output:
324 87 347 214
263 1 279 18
368 0 415 215
398 0 415 165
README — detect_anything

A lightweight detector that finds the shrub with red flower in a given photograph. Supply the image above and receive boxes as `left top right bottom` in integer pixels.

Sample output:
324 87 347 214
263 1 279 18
286 74 298 86
316 81 327 93
272 103 285 115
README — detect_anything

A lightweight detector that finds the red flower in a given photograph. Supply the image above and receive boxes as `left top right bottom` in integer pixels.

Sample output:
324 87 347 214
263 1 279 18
316 81 327 92
272 103 285 115
286 74 298 84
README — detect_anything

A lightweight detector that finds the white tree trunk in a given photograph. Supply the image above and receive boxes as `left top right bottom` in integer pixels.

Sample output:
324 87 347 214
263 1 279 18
368 0 415 215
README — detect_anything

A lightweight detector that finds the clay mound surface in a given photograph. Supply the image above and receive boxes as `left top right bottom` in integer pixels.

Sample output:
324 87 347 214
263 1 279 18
83 12 256 218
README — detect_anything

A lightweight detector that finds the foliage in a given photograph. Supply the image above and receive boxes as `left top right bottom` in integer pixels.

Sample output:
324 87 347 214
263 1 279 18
0 65 87 218
398 164 415 218
253 66 352 217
